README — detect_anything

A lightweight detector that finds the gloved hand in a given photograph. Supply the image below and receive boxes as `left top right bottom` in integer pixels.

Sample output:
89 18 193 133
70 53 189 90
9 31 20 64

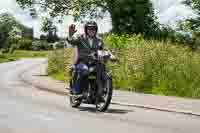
69 24 77 37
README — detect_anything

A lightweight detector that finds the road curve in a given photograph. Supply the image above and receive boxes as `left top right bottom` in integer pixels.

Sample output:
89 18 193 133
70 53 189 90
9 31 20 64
0 58 200 133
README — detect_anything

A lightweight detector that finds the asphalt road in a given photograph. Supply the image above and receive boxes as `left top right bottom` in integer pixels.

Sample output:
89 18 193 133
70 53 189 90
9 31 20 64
0 58 200 133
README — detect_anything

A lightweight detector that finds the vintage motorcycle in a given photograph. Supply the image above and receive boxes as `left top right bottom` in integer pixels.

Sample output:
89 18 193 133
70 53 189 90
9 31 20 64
69 50 116 112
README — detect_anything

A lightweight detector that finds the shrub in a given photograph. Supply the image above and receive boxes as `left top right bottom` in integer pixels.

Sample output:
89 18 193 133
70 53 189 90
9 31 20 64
104 34 145 49
32 41 53 50
53 41 65 49
47 47 75 81
17 39 33 50
47 49 65 79
1 48 9 53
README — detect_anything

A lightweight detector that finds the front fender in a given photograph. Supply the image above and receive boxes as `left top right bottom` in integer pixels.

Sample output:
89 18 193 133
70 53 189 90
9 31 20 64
105 71 112 80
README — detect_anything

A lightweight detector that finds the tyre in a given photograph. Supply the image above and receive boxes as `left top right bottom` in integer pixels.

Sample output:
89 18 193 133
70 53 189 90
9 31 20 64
69 95 82 108
96 75 113 112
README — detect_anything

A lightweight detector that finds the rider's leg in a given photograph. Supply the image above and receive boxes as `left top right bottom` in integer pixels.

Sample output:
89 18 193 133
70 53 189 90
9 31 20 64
73 62 89 95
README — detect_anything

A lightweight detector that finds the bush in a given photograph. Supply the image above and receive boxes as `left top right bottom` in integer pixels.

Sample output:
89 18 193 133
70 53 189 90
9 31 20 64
47 49 65 79
17 39 33 50
1 48 9 53
32 41 53 50
0 54 6 58
52 41 65 49
47 48 75 81
104 34 145 49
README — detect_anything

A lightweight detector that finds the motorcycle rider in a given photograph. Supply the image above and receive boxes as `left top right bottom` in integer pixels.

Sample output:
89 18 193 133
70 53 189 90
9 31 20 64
66 21 104 96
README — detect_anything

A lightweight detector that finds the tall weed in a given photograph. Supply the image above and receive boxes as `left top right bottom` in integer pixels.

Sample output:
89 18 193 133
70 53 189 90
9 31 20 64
49 34 200 98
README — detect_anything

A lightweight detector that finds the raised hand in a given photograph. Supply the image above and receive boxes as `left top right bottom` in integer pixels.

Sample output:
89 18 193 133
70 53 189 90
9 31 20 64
69 24 77 36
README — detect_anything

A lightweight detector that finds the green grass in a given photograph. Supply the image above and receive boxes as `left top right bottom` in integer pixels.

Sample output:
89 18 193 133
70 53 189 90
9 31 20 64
104 35 200 99
47 50 66 81
51 72 65 81
0 50 49 63
47 34 200 99
11 50 49 58
0 54 17 63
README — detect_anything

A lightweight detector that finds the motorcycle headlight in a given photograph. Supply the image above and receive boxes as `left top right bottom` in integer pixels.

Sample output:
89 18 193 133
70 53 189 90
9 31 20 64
89 67 95 72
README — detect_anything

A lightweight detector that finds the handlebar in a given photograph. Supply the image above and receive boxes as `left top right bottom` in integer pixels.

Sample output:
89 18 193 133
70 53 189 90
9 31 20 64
87 50 117 62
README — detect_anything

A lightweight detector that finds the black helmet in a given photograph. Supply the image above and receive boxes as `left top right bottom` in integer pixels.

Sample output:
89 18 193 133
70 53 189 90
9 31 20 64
84 21 98 35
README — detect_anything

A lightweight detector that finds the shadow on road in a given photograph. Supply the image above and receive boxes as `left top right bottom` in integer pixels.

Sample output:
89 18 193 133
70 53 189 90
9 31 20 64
106 108 133 114
78 106 133 114
33 74 48 77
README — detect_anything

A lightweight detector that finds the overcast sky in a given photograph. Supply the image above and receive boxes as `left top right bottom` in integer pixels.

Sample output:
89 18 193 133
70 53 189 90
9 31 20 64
0 0 195 38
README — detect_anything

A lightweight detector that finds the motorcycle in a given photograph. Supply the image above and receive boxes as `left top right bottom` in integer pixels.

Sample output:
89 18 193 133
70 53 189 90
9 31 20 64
69 50 116 112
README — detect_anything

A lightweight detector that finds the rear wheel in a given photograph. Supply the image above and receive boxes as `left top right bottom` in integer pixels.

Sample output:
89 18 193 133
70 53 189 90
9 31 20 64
96 76 113 112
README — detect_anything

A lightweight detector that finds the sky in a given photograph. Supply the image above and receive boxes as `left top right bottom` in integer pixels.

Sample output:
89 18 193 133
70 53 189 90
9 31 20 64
0 0 195 38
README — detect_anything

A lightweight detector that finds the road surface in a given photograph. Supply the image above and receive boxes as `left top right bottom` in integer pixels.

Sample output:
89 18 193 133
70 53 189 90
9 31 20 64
0 58 200 133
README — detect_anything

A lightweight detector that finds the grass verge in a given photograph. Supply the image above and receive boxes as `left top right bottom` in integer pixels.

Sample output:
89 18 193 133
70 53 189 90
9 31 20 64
48 35 200 99
0 50 49 63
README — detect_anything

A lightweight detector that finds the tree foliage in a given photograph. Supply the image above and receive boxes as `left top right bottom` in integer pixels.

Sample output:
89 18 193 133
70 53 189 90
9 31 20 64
179 0 200 48
182 0 200 31
0 13 32 49
41 17 54 33
16 0 158 36
110 0 159 35
0 13 22 48
41 17 59 43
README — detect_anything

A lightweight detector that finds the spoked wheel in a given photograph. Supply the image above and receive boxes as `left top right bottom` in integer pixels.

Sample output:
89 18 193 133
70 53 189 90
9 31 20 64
69 79 82 108
96 77 113 112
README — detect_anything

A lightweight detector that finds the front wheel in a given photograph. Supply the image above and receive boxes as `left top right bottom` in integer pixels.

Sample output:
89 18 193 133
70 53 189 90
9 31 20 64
69 95 82 108
96 76 113 112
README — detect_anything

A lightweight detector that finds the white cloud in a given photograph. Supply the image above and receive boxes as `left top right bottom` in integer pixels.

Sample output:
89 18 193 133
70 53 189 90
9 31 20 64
0 0 32 26
152 0 195 25
0 0 196 38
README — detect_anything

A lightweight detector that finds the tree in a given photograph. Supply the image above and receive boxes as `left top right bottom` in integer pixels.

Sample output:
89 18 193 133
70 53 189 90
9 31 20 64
0 23 10 49
0 13 18 48
0 13 30 49
16 0 159 35
182 0 200 31
40 34 47 40
41 17 59 43
41 17 54 33
109 0 158 35
179 0 200 48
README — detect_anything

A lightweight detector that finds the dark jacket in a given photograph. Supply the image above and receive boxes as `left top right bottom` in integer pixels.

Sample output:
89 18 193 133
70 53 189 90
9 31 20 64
67 35 104 63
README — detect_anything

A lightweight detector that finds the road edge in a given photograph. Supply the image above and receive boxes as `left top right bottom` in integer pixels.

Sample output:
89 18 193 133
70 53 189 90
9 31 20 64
19 60 200 117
